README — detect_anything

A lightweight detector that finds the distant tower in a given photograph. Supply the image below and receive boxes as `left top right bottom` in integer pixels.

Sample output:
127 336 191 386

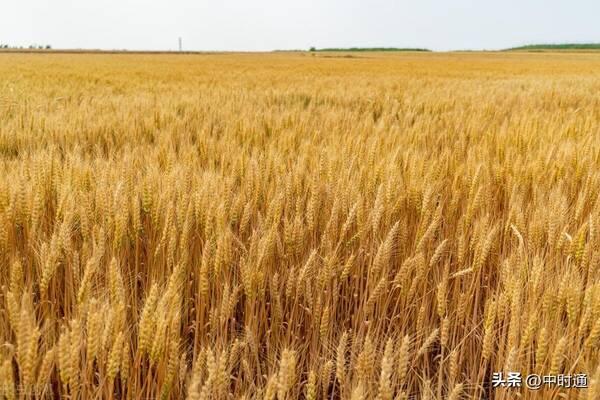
178 37 182 52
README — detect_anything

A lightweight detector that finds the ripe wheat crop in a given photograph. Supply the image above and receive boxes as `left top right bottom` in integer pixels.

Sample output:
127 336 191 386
1 51 600 399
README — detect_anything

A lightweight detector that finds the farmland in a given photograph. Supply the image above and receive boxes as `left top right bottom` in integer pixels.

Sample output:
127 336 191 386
1 51 600 399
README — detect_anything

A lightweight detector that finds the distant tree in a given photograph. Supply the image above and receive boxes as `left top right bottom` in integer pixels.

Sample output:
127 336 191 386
309 46 316 52
46 45 51 49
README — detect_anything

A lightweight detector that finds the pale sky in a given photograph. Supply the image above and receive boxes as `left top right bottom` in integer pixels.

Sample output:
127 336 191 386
3 0 600 51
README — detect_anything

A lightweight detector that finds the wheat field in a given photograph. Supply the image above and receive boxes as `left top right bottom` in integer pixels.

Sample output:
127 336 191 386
1 51 600 399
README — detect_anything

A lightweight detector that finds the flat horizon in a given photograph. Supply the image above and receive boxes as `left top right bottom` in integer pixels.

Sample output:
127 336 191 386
3 42 600 53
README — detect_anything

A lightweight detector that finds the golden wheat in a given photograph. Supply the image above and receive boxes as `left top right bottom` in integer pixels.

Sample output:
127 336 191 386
0 51 599 399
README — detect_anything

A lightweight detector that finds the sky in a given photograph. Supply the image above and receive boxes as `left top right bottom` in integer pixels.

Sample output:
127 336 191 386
2 0 600 52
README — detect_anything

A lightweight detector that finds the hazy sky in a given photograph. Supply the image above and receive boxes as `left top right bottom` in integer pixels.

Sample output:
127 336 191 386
3 0 600 51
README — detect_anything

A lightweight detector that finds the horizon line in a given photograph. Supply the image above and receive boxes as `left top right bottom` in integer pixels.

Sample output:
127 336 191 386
2 42 600 54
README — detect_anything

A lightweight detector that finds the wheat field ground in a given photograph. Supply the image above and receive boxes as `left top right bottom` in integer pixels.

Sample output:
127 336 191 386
1 52 600 399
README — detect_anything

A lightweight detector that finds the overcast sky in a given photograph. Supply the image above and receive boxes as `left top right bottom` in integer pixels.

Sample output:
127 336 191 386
3 0 600 51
